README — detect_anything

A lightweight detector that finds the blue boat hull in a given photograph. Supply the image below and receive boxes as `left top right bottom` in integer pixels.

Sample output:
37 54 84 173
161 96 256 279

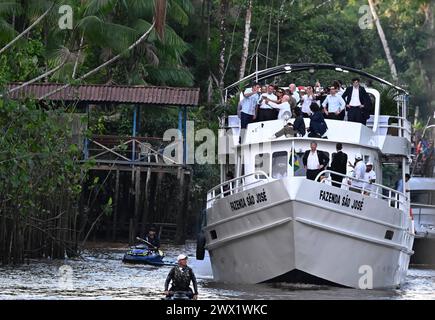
122 248 174 266
122 253 166 265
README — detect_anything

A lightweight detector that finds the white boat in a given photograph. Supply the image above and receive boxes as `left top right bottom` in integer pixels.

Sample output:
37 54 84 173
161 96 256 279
410 177 435 265
197 64 415 289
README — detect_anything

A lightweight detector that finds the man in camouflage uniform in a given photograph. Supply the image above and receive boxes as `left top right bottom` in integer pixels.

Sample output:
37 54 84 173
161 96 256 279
164 254 198 300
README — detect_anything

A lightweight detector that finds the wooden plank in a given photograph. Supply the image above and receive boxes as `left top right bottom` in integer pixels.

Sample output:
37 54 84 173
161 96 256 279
140 168 152 237
133 168 141 241
175 168 186 244
112 169 120 241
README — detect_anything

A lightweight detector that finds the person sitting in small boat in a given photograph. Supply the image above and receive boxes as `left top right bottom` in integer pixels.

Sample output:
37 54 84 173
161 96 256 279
264 94 291 120
164 254 198 300
307 102 328 138
144 226 160 251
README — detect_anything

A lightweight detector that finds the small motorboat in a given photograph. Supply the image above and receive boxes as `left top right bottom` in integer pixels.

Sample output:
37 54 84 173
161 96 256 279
123 236 177 266
122 246 166 265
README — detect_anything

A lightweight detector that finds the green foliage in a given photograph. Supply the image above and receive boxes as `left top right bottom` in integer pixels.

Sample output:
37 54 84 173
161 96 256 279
0 99 84 218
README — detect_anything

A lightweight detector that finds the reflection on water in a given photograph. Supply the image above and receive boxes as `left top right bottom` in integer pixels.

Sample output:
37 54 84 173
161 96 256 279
0 242 434 300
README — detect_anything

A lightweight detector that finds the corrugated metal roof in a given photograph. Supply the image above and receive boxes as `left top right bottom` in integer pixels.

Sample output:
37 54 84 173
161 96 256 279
6 83 200 106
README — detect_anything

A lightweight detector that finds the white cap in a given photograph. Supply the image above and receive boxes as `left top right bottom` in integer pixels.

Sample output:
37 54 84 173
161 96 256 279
177 254 188 261
355 153 362 160
366 162 373 166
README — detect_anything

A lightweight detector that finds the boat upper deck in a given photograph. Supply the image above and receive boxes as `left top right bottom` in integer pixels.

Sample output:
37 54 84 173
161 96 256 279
225 115 411 157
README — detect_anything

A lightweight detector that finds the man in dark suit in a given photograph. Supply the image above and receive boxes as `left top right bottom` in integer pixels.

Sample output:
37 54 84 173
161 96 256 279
302 141 330 181
329 143 348 187
341 78 372 125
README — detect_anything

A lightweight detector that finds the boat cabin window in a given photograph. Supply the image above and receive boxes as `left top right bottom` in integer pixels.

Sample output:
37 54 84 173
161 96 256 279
272 151 288 179
411 191 429 205
255 153 270 178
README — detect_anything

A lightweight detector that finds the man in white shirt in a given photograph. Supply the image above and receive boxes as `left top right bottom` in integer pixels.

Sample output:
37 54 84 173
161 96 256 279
300 86 319 118
302 142 330 181
348 153 366 193
265 95 291 120
289 83 300 104
257 84 278 121
342 78 372 125
238 83 260 143
322 86 346 120
364 162 377 195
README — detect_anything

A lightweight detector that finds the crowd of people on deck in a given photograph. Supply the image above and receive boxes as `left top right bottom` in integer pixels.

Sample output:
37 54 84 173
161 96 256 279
237 78 373 141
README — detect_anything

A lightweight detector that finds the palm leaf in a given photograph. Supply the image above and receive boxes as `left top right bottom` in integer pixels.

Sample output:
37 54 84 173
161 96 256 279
171 0 194 15
84 0 116 16
146 65 193 86
167 1 189 26
0 0 22 16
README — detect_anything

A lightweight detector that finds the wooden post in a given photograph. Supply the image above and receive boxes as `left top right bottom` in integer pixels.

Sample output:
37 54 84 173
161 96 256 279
175 168 186 244
128 218 134 245
132 168 141 243
112 169 120 241
141 168 152 237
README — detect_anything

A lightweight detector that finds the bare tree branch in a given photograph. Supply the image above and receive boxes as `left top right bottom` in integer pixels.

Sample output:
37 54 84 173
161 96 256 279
7 58 69 94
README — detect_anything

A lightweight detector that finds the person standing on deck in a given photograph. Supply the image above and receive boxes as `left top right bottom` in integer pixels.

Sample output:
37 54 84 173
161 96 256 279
342 78 372 125
300 86 318 118
322 86 346 120
348 153 366 193
265 95 291 120
329 143 348 188
302 142 329 181
364 162 377 196
238 83 261 143
257 84 278 122
289 83 300 105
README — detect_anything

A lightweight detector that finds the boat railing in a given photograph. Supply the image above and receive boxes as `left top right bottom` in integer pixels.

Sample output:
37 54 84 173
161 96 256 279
207 170 270 206
411 203 435 209
315 170 409 212
367 115 411 140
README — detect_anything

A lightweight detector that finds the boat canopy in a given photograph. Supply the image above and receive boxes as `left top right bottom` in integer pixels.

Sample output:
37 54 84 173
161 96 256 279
224 63 408 97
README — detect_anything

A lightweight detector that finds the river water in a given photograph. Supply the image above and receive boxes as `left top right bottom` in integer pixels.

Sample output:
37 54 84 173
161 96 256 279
1 242 434 300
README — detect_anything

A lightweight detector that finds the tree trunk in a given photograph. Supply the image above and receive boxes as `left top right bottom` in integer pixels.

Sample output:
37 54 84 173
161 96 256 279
218 0 229 97
368 0 398 82
239 0 253 80
154 0 167 40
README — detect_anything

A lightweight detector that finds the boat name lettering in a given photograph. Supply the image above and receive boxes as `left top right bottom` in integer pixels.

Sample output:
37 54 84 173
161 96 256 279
229 189 268 211
319 190 364 211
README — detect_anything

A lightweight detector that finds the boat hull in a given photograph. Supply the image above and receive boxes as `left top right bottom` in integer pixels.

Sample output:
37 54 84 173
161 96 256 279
205 178 414 288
